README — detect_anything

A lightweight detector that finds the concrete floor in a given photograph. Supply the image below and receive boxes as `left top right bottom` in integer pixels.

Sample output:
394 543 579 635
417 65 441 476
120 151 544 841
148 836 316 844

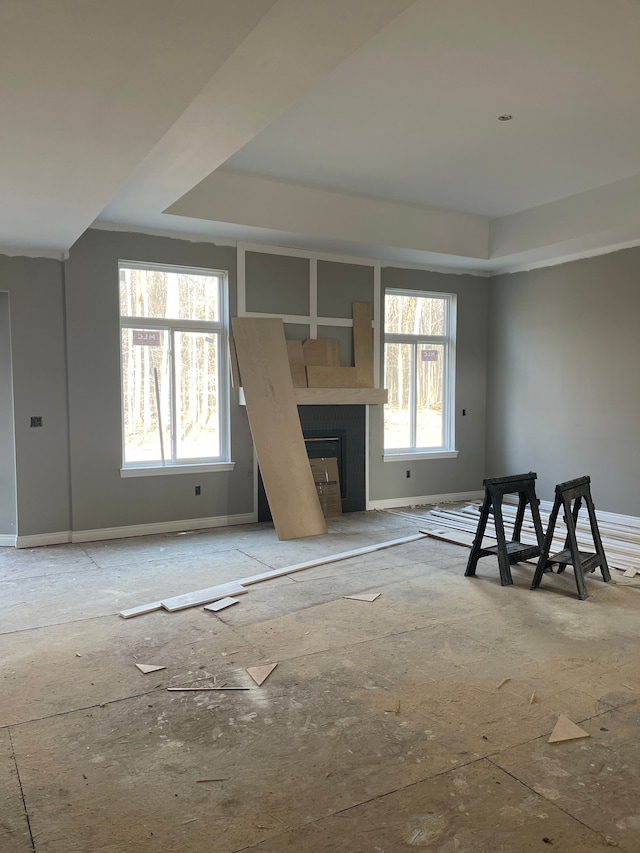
1 508 639 852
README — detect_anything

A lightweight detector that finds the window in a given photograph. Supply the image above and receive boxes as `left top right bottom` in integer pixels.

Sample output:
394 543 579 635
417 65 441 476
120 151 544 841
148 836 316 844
384 289 457 458
119 262 230 473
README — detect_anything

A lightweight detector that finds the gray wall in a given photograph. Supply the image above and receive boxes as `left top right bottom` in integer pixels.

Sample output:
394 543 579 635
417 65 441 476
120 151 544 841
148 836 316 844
64 229 254 533
487 248 640 515
369 267 489 502
0 255 70 537
0 292 17 535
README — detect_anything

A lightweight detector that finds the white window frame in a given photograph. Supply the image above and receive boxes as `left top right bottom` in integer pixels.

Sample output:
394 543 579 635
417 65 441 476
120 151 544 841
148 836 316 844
118 261 233 477
384 288 458 461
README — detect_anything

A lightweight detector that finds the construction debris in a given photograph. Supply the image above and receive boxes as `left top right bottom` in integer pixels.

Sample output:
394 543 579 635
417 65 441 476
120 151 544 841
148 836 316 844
246 663 278 686
135 663 166 674
204 597 241 612
495 678 511 690
548 714 590 743
344 593 381 602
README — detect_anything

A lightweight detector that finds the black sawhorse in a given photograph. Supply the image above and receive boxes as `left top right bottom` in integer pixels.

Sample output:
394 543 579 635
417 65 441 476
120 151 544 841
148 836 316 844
465 472 547 586
531 476 611 600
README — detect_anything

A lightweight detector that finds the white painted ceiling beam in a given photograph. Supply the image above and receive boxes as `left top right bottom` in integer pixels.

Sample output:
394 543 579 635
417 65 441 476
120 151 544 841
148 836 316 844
100 0 418 229
166 169 488 261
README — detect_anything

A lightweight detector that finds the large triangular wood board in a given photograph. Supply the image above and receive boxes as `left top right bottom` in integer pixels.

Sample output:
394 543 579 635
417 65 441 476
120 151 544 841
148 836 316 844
352 302 374 388
232 317 327 541
548 715 590 743
247 663 278 686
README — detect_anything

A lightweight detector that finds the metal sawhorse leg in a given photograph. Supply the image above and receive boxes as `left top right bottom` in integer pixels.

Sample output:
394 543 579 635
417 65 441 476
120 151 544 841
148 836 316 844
531 476 611 600
465 472 547 586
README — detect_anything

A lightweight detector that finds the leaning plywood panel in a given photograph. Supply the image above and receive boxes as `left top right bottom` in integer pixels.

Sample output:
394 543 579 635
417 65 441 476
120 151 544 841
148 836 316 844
232 317 327 540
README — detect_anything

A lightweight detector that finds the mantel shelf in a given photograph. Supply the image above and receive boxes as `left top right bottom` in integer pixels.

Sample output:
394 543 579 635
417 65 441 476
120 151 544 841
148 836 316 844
239 387 387 406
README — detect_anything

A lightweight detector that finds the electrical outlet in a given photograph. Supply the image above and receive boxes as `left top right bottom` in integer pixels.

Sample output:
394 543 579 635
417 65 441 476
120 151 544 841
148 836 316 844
30 416 43 428
195 485 201 496
462 408 467 416
406 470 411 478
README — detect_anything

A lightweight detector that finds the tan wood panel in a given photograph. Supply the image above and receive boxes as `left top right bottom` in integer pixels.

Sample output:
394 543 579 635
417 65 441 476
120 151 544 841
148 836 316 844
352 301 374 388
306 365 364 388
286 340 307 387
302 338 340 366
232 317 327 540
293 387 388 405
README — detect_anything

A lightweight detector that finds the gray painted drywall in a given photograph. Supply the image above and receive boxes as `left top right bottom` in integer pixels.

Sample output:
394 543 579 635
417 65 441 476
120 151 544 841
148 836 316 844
368 267 489 503
0 255 71 537
64 229 253 532
487 248 640 515
0 292 17 535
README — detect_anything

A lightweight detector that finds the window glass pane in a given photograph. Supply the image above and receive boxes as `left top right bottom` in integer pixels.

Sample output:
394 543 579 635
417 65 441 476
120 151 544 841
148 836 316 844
384 342 412 449
384 293 446 336
120 267 219 322
121 328 171 465
415 344 444 448
174 331 220 460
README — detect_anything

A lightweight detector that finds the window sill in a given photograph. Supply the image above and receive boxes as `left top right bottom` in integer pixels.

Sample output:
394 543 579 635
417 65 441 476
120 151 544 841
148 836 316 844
383 450 459 462
120 462 235 478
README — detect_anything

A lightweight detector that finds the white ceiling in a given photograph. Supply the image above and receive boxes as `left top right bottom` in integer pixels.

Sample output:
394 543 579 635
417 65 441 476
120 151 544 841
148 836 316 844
3 0 640 273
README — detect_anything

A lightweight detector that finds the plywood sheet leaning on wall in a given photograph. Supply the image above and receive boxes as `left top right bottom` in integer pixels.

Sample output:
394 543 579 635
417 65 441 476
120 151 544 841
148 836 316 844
232 317 327 541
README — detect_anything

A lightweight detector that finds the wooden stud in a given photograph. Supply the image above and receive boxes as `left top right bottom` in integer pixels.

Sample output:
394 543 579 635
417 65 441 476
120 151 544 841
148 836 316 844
232 317 327 541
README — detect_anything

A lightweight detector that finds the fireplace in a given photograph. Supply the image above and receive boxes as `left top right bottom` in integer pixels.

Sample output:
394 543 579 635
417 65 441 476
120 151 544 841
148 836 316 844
257 405 366 521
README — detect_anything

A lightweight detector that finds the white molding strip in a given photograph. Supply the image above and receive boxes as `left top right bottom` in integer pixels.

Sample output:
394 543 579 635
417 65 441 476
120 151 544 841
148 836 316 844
237 241 379 266
368 490 484 510
16 531 72 548
503 494 640 531
14 512 257 549
0 534 17 548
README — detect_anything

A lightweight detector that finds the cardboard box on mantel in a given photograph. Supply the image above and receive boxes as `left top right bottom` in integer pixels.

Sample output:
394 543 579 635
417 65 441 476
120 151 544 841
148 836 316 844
309 457 342 518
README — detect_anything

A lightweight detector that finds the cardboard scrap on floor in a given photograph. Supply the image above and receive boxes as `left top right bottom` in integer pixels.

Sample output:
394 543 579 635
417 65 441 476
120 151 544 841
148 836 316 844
548 714 590 743
136 663 166 674
344 592 381 602
246 663 278 686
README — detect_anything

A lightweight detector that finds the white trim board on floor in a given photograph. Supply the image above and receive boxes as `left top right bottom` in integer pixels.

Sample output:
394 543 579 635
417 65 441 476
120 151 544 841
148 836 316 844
0 534 17 548
368 491 484 511
503 495 640 532
13 512 257 549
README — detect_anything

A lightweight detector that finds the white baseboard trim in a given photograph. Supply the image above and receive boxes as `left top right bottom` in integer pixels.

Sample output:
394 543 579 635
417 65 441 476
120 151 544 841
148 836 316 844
0 534 17 547
15 531 72 548
368 490 484 511
13 512 258 549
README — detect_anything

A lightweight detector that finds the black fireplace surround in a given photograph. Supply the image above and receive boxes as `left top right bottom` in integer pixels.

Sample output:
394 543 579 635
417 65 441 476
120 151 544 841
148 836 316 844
257 405 366 522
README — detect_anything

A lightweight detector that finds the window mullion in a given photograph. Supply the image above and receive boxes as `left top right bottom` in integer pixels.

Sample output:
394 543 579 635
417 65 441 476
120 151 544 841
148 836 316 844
170 329 177 464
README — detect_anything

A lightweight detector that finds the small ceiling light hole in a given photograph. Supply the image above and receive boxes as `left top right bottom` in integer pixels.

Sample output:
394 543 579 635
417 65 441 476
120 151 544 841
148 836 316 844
498 114 513 121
